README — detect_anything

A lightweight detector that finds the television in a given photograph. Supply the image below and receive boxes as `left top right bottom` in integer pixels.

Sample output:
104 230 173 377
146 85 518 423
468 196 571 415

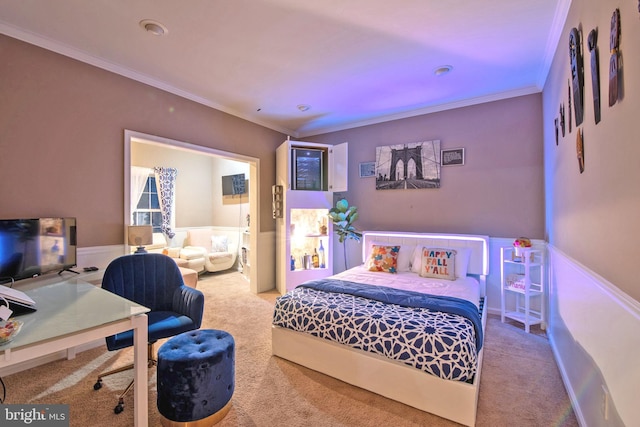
0 217 77 283
221 173 247 195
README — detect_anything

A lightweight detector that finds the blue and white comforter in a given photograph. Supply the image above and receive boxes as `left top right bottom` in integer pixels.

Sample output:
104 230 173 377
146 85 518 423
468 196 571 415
273 278 483 382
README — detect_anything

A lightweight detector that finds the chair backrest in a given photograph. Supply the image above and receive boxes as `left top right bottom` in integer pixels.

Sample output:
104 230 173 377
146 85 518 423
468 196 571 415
102 253 185 312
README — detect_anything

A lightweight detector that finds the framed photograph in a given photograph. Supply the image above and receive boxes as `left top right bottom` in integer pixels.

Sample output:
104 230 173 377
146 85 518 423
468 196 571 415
375 140 441 189
359 161 376 178
441 148 465 166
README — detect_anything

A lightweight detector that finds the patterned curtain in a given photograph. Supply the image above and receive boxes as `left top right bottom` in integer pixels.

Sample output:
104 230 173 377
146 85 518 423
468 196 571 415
153 167 178 238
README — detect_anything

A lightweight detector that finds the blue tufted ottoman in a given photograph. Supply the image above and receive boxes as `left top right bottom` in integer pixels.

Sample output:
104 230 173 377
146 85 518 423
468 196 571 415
157 329 235 426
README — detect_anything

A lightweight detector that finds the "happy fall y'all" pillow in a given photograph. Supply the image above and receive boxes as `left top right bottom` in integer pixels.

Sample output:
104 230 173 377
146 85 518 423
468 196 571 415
419 247 457 280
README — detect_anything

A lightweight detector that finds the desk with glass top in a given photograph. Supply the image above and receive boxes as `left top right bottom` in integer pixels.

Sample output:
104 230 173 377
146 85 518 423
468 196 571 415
0 277 150 427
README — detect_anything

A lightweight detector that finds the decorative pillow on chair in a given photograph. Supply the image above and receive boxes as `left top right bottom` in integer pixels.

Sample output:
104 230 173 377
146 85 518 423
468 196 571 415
211 235 229 253
365 245 400 273
418 247 457 280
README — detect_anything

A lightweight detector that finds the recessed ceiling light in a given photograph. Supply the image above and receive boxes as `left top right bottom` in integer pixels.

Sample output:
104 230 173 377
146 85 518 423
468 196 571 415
140 19 168 36
433 65 453 76
297 104 311 112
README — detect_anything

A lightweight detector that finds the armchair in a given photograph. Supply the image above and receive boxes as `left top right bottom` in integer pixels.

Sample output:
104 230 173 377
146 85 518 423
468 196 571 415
184 228 238 273
93 253 205 414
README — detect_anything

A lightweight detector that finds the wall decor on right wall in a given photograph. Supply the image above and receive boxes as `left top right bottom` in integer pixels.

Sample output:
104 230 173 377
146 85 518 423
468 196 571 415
569 27 585 126
587 28 601 124
567 80 573 132
609 8 621 107
576 129 585 174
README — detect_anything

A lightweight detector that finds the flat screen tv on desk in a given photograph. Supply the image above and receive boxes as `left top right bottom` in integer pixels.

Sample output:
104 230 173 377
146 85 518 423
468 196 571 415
0 217 77 283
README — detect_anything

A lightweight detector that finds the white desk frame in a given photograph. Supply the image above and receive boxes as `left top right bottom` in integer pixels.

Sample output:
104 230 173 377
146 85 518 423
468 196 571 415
0 277 149 427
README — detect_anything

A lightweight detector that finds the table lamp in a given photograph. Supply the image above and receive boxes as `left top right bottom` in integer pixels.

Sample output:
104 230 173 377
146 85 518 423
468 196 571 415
128 225 153 253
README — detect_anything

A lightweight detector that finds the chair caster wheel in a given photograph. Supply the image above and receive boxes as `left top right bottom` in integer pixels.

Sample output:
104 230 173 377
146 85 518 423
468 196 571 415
93 380 102 390
114 403 124 414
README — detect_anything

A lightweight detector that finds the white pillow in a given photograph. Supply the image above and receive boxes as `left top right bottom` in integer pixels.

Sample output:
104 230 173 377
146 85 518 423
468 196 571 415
455 247 472 278
366 242 414 272
411 246 472 278
211 235 228 253
396 244 415 272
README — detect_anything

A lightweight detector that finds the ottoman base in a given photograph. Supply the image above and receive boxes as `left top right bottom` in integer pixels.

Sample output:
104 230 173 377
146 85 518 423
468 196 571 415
160 401 231 427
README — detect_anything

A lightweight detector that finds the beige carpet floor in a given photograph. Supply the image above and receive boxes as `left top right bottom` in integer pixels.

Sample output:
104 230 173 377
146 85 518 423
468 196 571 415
4 271 578 426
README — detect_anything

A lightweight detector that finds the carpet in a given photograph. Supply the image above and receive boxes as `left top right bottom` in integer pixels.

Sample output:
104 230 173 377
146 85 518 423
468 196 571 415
4 271 578 426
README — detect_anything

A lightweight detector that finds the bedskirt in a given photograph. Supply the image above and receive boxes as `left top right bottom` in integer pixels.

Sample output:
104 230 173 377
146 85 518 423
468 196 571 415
273 285 480 382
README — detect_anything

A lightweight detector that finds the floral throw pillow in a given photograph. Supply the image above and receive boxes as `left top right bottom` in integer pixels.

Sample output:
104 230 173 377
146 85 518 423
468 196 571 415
366 245 400 273
419 247 457 280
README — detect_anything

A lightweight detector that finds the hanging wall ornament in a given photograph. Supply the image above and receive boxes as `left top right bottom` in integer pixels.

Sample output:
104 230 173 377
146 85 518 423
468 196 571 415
569 28 585 126
567 80 572 132
609 9 620 106
560 104 566 136
576 128 585 174
554 118 559 145
588 28 601 124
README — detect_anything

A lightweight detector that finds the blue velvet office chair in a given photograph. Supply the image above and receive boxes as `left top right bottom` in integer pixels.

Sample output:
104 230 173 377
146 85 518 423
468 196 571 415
93 253 204 414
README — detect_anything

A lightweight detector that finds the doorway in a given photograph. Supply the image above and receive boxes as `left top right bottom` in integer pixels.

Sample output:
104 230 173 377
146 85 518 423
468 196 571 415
123 130 260 293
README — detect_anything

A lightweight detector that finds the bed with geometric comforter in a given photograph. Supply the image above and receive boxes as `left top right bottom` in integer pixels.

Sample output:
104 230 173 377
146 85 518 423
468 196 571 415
273 276 483 382
271 231 490 426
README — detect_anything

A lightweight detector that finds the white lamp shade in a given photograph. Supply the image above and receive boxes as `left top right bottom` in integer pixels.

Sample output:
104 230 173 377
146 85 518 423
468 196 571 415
127 225 153 247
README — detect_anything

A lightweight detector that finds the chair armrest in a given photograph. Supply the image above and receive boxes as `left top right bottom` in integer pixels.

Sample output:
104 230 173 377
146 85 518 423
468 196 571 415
172 286 205 329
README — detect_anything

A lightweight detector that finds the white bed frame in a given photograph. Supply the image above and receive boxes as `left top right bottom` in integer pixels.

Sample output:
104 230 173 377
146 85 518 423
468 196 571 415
272 231 490 426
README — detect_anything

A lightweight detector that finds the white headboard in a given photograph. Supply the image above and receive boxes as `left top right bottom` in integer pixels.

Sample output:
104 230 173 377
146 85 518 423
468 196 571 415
361 231 490 295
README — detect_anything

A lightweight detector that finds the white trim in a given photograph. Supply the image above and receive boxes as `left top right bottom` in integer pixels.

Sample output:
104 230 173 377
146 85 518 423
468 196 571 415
0 19 564 139
548 245 639 426
297 87 540 137
0 22 295 137
124 130 262 294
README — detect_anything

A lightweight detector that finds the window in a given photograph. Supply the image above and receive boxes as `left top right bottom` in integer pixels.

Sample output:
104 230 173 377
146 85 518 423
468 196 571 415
133 176 163 233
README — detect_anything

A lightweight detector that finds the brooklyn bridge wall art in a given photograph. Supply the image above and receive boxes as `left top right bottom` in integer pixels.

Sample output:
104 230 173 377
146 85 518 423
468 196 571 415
374 140 441 190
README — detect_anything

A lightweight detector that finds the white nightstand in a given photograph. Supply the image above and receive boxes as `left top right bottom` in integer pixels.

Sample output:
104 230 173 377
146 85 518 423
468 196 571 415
500 247 546 333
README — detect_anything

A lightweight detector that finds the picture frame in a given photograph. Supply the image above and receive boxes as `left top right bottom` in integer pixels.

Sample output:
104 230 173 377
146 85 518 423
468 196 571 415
441 148 465 166
359 161 376 178
375 140 441 189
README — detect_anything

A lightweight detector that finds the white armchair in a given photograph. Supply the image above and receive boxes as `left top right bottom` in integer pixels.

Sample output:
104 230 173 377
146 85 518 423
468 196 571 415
184 228 238 273
135 231 206 272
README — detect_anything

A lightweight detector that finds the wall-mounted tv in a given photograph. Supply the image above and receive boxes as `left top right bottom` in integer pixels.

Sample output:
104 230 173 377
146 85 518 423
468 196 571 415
222 173 247 195
0 217 77 283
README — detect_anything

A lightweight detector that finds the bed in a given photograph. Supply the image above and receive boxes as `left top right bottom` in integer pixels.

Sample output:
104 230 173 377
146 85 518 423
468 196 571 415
271 231 489 426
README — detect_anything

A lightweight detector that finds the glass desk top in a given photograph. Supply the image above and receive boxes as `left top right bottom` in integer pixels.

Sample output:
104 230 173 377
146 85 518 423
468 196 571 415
0 277 149 352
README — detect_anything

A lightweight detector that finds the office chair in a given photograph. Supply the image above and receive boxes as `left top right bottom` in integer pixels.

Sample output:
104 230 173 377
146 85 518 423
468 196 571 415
93 253 204 414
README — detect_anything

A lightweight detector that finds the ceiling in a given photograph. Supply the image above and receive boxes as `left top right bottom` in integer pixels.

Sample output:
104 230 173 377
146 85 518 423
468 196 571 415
0 0 569 137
